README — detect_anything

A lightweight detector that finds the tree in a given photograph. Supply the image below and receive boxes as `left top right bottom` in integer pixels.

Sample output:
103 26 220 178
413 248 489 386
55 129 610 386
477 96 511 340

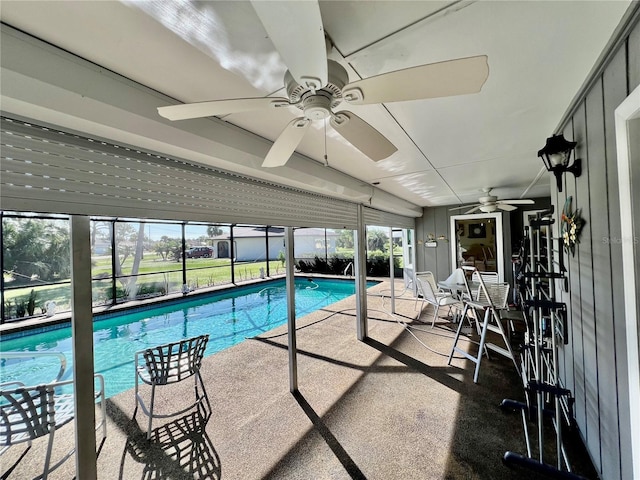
155 236 181 261
91 220 111 252
367 228 389 252
207 225 223 246
2 217 71 284
336 229 354 249
113 221 146 299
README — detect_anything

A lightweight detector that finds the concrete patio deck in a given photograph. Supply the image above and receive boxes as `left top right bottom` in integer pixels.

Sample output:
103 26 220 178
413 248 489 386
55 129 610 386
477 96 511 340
1 280 596 479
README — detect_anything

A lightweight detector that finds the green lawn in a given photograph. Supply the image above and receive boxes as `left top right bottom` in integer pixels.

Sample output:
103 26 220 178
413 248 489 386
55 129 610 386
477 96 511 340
3 248 399 322
3 252 284 321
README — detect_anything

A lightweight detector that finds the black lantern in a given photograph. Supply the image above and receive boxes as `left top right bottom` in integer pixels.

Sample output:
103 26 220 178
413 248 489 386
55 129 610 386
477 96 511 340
537 134 581 192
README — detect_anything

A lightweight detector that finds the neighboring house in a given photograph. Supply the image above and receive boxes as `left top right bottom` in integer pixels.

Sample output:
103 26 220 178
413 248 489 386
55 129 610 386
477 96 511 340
210 227 340 262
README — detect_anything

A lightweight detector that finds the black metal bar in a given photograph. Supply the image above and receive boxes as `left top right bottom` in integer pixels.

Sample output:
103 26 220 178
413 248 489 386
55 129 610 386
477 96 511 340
0 212 4 324
525 299 566 310
523 271 566 279
265 226 270 277
181 223 187 289
110 220 117 306
230 226 235 284
503 452 588 480
527 380 572 397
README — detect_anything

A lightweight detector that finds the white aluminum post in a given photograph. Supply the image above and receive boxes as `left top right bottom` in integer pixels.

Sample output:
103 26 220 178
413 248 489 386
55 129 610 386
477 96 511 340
355 205 368 340
285 227 298 392
389 227 395 313
70 216 97 480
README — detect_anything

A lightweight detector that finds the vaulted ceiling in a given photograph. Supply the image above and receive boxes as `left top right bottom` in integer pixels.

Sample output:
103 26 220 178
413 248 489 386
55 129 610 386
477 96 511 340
0 1 632 216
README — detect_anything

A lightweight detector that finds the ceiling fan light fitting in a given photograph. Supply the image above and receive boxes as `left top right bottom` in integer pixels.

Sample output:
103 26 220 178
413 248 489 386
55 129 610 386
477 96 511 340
480 204 498 213
303 94 333 120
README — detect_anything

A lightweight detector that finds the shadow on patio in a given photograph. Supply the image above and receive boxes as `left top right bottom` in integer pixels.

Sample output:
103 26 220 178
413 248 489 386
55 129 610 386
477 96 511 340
1 280 597 479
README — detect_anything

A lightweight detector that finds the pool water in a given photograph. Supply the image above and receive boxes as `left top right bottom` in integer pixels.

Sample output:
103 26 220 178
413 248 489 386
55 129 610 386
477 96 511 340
1 278 375 398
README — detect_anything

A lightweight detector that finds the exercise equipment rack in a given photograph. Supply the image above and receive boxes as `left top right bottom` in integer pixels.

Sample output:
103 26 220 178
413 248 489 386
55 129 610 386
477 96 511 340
500 207 586 479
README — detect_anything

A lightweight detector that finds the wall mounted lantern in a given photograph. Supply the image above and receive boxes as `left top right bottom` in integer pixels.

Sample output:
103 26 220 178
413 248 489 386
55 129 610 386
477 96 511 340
537 133 581 192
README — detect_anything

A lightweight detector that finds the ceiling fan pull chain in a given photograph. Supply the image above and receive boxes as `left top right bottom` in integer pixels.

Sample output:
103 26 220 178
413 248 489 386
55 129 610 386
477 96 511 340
324 118 329 167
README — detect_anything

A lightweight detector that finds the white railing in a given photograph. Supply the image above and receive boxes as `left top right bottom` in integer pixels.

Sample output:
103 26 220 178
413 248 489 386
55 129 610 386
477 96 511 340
344 262 354 277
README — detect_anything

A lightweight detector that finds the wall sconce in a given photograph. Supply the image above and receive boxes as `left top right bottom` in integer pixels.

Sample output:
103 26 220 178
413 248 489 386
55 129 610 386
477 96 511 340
426 233 435 242
537 133 582 192
437 234 448 242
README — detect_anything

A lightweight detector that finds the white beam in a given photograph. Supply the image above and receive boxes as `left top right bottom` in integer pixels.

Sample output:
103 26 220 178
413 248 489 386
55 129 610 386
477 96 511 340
70 216 97 479
615 84 640 480
285 227 298 392
389 227 396 313
355 205 368 340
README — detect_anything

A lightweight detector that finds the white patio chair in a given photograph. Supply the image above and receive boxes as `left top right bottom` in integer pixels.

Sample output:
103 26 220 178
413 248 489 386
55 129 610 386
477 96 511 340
414 271 450 306
472 270 500 285
416 276 462 328
134 334 210 439
0 375 106 480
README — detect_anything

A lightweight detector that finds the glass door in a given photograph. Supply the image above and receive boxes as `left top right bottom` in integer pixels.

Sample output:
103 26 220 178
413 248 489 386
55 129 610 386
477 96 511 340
450 213 504 280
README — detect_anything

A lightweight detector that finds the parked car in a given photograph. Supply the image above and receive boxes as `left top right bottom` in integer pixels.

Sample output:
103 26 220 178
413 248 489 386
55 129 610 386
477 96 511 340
185 246 213 258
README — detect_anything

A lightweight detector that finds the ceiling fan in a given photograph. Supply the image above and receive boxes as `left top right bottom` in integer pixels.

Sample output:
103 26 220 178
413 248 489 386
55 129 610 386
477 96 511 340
157 1 489 168
450 188 534 214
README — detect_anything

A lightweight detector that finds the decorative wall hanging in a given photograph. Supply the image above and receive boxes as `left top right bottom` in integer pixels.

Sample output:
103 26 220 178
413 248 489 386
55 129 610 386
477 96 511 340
561 196 585 257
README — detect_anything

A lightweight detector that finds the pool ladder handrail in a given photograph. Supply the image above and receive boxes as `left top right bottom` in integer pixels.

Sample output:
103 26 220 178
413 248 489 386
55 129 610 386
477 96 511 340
344 262 354 277
1 351 68 384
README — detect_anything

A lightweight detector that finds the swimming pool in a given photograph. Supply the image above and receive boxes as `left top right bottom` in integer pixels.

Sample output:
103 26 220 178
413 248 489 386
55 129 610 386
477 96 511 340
1 278 376 398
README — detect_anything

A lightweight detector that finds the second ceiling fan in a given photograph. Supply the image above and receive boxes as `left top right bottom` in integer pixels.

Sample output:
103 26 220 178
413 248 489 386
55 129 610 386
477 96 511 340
450 188 534 214
157 1 489 168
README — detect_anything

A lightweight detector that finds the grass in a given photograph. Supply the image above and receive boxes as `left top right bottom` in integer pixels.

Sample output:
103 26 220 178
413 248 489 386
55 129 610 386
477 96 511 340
2 248 399 322
3 252 285 321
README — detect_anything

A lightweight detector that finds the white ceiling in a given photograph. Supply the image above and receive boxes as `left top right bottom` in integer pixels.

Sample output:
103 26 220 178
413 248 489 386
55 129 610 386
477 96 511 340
0 0 632 214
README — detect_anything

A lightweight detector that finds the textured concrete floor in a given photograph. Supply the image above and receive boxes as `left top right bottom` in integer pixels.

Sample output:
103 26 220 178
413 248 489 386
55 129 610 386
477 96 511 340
1 280 596 479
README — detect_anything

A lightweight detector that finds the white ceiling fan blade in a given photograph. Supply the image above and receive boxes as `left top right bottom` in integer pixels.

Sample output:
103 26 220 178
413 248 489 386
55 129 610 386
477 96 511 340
497 199 535 205
342 55 489 105
262 117 311 168
251 0 327 89
464 205 483 214
497 204 518 212
449 204 480 211
158 97 289 121
330 111 397 161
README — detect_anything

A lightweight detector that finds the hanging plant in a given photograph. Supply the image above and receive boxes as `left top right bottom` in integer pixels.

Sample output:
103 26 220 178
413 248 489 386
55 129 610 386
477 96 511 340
561 196 585 257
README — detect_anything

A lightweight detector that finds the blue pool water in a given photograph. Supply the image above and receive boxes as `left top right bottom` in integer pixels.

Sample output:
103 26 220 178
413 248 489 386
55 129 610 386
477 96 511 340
1 278 376 398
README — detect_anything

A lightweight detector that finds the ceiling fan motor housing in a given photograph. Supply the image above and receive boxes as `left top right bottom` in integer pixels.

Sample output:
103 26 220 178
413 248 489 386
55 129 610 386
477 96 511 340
285 59 349 114
480 195 498 204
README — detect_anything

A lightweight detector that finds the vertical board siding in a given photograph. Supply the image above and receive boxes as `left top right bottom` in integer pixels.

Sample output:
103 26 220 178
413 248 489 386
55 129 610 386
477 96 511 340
603 46 633 480
564 120 584 430
421 209 437 273
434 207 451 280
586 77 620 479
630 22 640 91
574 100 600 469
555 29 639 480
